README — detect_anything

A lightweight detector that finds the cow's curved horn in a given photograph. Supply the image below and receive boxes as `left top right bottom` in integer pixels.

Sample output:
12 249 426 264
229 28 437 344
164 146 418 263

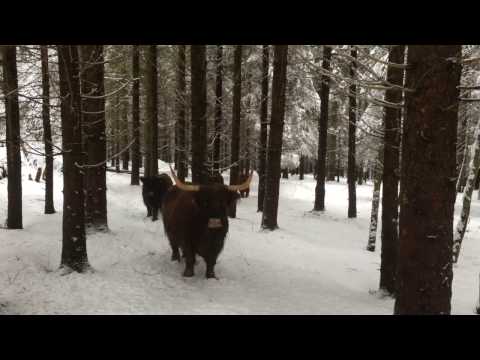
169 165 200 191
227 171 254 192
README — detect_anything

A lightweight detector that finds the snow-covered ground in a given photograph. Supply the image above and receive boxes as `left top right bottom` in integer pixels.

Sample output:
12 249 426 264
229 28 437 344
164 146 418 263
0 160 479 314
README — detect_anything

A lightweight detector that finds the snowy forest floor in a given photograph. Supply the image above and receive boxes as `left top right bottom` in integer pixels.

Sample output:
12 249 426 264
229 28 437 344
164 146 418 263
1 162 479 314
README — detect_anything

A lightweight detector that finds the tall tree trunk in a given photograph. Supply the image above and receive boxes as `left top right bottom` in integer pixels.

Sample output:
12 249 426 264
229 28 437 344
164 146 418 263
2 45 22 229
131 45 141 185
456 133 470 193
121 98 129 170
175 45 187 181
57 45 90 273
244 74 252 178
347 47 357 218
261 45 289 230
456 78 470 192
394 45 461 315
257 46 270 212
327 100 338 181
213 45 223 173
367 148 383 252
379 45 405 295
452 118 480 263
299 155 305 180
313 46 332 211
190 45 208 184
145 45 159 176
40 46 55 214
229 45 243 218
115 93 121 173
357 163 363 185
81 45 108 231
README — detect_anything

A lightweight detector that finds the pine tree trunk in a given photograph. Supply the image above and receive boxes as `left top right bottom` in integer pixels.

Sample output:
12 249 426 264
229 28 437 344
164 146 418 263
121 98 129 170
229 45 243 218
81 45 108 232
456 136 470 193
115 93 121 173
2 45 22 229
40 45 55 214
190 45 208 184
313 46 332 211
456 110 473 194
175 45 187 181
347 47 357 218
394 45 461 315
299 155 305 180
131 45 141 185
379 45 405 295
357 163 364 185
245 125 251 176
452 118 480 263
257 55 269 210
213 45 223 173
261 45 289 230
457 80 470 192
35 167 42 182
57 45 90 273
145 45 158 176
367 147 383 252
327 100 338 181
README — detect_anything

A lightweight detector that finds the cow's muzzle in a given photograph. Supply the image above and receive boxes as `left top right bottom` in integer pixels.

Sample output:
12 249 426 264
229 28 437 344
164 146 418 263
208 218 223 229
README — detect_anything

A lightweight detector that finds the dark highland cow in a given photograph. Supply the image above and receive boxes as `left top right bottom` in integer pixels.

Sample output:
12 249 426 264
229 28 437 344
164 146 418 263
140 173 173 221
238 173 250 198
162 165 252 278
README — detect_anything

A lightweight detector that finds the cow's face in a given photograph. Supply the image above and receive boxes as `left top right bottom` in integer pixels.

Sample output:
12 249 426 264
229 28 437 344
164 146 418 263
140 176 156 197
193 186 239 227
141 175 172 198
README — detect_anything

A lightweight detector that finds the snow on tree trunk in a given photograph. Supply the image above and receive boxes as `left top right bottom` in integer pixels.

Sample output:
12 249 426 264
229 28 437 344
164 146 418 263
81 45 108 232
57 45 90 273
452 117 480 263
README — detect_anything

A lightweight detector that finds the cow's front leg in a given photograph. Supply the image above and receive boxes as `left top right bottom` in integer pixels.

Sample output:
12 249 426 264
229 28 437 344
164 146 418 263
183 247 195 277
171 246 181 262
152 206 159 221
205 256 217 279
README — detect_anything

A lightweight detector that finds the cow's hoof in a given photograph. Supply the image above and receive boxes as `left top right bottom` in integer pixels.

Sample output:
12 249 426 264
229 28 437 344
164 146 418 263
152 218 158 222
183 269 194 277
206 272 217 279
171 253 181 262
